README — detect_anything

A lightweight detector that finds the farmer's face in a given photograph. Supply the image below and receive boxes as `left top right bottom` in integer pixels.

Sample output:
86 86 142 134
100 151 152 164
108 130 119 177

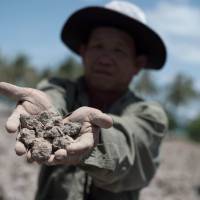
81 27 142 92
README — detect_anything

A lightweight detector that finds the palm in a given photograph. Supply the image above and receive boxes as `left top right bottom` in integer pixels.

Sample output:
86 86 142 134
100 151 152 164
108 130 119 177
50 107 113 165
63 106 113 155
64 106 113 128
0 82 54 133
17 88 54 115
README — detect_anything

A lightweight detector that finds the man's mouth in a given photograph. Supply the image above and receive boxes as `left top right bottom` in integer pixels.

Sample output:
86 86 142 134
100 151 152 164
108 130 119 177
93 65 113 76
93 69 113 77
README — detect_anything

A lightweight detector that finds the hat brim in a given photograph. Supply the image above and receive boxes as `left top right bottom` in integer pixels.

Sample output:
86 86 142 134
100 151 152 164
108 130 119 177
61 7 167 70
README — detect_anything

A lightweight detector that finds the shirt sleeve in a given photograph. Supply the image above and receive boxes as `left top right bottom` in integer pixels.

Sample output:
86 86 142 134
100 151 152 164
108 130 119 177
80 101 168 192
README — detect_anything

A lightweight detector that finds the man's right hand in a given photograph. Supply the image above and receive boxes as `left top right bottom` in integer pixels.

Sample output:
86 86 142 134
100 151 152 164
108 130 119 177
0 82 55 133
0 82 55 155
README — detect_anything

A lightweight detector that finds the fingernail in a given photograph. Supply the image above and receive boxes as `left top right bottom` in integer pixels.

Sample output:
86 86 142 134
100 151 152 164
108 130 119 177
26 150 34 163
55 149 67 160
15 141 26 156
45 155 55 165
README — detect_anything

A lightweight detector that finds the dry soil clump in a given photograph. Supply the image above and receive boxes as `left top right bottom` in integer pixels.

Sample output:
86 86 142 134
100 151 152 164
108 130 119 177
17 111 81 162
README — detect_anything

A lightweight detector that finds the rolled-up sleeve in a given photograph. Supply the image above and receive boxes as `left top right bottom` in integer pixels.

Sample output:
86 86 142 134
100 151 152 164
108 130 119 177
80 101 168 192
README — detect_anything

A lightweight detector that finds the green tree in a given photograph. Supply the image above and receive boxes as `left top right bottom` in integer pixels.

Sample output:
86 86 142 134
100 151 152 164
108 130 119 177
0 53 40 87
10 54 39 87
165 73 198 108
55 57 83 80
166 110 178 130
11 54 28 84
133 71 158 97
0 52 10 82
186 115 200 142
164 73 199 132
40 68 53 80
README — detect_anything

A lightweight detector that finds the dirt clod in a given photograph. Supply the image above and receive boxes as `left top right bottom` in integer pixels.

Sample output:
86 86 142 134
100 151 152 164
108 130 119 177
31 138 52 162
17 111 81 162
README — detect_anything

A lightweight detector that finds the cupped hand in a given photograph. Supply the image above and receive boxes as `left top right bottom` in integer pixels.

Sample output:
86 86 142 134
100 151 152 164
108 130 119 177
0 82 54 133
47 106 113 165
0 82 55 156
0 83 113 166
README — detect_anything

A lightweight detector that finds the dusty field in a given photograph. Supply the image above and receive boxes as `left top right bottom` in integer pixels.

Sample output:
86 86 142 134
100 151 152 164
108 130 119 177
0 103 200 200
140 137 200 200
0 104 39 200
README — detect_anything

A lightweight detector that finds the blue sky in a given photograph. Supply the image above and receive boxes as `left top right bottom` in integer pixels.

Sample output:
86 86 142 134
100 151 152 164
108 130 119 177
1 0 157 67
1 0 200 116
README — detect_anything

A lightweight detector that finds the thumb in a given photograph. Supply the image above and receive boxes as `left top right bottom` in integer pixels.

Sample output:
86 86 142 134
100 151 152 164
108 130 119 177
91 112 113 129
6 104 29 133
0 82 28 101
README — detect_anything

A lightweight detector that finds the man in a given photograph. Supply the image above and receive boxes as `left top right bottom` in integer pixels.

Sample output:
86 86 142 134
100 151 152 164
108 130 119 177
0 1 168 200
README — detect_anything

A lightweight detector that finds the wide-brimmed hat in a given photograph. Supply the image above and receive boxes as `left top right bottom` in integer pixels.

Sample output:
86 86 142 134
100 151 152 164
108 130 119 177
61 1 167 70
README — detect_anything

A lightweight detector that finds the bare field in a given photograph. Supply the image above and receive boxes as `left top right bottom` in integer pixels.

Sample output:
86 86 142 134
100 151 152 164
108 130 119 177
140 137 200 200
0 104 200 200
0 104 39 200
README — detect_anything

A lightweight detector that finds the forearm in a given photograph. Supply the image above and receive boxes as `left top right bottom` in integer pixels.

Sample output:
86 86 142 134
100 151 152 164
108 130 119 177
79 102 168 192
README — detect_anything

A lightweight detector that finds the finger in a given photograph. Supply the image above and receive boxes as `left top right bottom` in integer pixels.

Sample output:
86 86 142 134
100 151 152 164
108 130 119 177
62 117 70 124
41 152 68 166
80 123 100 146
46 154 64 166
47 154 81 166
26 150 34 163
15 141 26 156
66 132 94 154
54 149 67 160
0 82 28 100
91 113 113 128
44 154 55 166
6 104 29 133
66 123 99 154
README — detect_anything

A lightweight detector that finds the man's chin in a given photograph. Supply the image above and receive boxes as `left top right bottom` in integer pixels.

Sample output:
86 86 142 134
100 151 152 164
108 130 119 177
88 79 114 91
93 72 112 78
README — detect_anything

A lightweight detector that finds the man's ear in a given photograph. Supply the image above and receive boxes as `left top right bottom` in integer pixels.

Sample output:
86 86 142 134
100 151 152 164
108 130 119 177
133 55 148 75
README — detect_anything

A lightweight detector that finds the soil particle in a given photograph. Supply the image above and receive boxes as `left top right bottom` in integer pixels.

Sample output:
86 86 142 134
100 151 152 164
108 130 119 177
52 136 73 151
31 138 52 162
62 122 82 137
18 128 36 147
17 111 81 162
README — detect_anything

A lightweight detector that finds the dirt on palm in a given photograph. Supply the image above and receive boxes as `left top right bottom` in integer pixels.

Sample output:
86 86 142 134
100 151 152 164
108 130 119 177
17 111 81 162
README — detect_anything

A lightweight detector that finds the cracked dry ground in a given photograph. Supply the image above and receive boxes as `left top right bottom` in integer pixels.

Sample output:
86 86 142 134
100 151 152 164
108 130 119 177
0 105 200 200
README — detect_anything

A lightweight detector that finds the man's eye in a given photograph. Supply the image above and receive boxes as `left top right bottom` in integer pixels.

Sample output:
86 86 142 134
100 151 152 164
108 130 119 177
90 43 102 49
114 48 125 53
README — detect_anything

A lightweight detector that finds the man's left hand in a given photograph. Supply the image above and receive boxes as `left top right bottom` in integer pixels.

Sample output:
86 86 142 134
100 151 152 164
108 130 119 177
46 106 113 165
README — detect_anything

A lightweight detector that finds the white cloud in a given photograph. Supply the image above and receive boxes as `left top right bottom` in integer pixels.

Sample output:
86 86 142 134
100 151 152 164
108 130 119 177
170 41 200 63
147 1 200 38
146 1 200 65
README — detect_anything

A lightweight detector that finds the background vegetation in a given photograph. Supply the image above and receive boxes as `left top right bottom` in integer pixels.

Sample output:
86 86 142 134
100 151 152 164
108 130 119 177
0 52 200 142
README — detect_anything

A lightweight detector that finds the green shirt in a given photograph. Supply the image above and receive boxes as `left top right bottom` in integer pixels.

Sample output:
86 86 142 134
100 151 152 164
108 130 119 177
35 77 168 200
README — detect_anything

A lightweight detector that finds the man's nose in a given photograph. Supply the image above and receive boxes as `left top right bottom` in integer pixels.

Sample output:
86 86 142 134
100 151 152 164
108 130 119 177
98 50 113 65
